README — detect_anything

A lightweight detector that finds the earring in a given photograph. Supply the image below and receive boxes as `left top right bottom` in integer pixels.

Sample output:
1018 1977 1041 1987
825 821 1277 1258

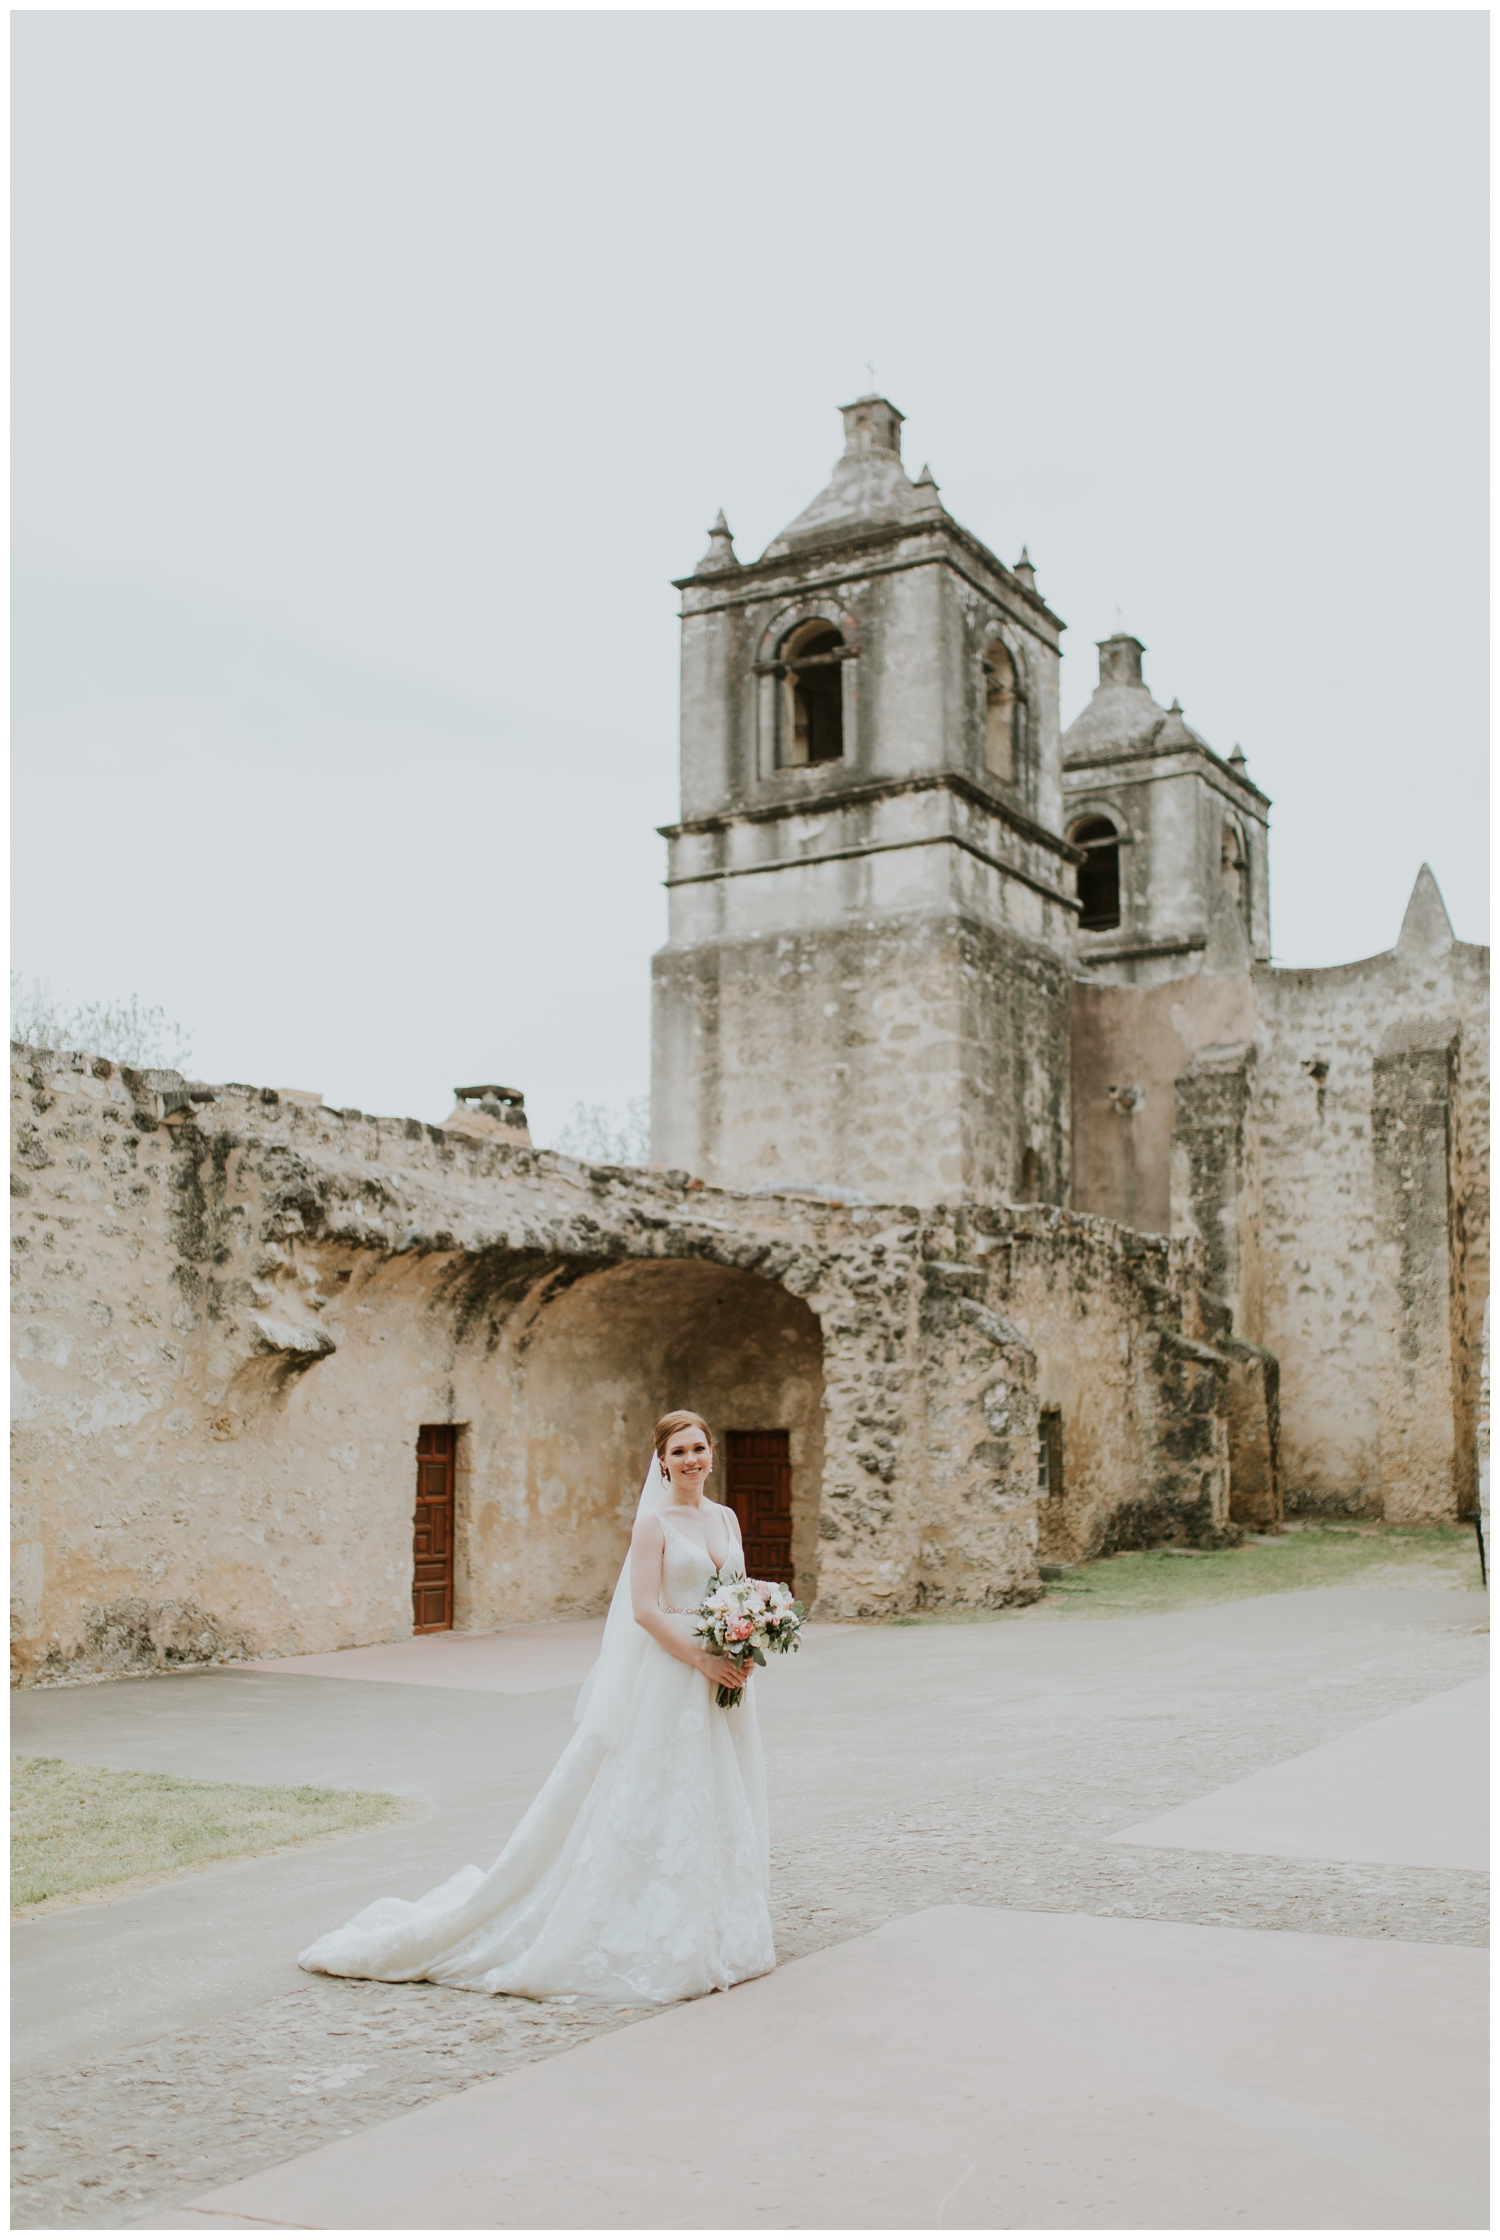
659 1462 670 1481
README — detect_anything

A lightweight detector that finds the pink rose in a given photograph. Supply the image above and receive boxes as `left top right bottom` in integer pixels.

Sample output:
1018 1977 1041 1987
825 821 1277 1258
731 1618 754 1640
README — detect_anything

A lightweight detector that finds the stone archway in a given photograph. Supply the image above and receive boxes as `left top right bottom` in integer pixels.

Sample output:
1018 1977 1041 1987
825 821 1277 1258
453 1258 825 1632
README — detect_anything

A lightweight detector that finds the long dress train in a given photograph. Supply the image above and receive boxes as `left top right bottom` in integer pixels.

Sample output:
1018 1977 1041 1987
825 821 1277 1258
297 1517 775 2006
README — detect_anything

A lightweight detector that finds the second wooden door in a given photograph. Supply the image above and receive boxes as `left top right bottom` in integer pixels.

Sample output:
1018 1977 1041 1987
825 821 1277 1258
724 1429 794 1591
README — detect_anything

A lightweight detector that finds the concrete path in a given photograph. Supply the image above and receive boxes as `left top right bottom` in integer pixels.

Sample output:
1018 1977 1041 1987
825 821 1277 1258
1114 1676 1489 1871
11 1673 577 2077
242 1614 851 1693
13 1590 1484 2077
165 1906 1487 2231
243 1617 606 1694
12 1585 1487 2228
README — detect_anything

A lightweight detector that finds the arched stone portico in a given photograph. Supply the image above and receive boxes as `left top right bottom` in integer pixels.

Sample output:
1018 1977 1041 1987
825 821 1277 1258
437 1254 827 1626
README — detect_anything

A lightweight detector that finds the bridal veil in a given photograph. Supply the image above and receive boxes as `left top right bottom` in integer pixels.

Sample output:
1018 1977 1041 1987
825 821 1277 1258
572 1453 671 1745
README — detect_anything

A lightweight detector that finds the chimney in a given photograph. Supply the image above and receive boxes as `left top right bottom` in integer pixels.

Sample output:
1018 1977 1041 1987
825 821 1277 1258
445 1084 531 1147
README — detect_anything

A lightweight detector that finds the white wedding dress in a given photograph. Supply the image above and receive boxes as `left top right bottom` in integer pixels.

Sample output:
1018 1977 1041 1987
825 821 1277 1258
298 1488 775 2007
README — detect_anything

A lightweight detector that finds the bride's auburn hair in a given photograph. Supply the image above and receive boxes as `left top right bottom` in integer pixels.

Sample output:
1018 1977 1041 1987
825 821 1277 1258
654 1409 714 1464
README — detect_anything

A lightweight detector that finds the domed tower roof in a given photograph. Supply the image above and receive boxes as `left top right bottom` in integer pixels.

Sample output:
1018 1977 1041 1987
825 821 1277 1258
760 395 947 557
1062 635 1209 765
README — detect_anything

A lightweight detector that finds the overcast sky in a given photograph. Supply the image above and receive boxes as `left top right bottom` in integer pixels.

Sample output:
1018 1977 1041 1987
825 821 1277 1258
13 10 1487 1143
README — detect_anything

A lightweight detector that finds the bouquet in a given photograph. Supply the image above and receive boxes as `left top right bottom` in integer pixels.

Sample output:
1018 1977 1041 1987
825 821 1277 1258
693 1571 806 1706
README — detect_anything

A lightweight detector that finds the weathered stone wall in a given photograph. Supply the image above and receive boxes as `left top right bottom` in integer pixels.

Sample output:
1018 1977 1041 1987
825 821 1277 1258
1071 871 1488 1522
1169 1040 1264 1346
1007 1215 1235 1565
1070 973 1257 1235
1220 1339 1282 1529
1368 1036 1468 1523
1254 887 1487 1520
12 1042 1231 1684
654 900 1072 1205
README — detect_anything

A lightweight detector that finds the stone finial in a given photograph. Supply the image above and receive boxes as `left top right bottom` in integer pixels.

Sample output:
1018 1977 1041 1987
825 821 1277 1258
911 462 946 514
838 395 904 459
1157 698 1196 750
1228 745 1249 773
1013 546 1037 591
695 510 741 575
1097 634 1147 688
1396 863 1456 958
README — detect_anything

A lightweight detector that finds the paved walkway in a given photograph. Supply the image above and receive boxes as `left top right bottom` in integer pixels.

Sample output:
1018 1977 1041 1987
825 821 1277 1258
165 1909 1487 2231
1114 1677 1487 1870
243 1617 607 1695
12 1584 1488 2229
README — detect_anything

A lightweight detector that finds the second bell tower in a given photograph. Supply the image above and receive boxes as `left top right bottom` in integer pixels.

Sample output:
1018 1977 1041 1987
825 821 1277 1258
651 395 1081 1205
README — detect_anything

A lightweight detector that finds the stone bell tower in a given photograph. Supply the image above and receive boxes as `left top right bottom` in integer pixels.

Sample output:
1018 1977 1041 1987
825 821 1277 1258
1062 634 1271 987
651 395 1081 1205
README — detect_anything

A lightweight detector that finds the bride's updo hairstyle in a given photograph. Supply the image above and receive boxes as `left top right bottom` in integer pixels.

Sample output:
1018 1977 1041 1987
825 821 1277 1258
654 1410 714 1466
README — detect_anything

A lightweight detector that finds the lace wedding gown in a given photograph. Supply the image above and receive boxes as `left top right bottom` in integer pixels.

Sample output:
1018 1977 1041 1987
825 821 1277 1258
298 1510 775 2006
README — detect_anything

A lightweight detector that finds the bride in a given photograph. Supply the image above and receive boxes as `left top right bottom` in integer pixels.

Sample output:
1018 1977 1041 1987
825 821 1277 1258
298 1411 776 2006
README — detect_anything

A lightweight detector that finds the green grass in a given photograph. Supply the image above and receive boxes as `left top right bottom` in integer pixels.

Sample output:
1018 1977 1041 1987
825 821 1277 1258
12 1757 409 1916
892 1522 1487 1628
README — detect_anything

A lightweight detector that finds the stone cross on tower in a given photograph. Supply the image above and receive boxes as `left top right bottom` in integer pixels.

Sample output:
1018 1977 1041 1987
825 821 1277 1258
652 395 1079 1205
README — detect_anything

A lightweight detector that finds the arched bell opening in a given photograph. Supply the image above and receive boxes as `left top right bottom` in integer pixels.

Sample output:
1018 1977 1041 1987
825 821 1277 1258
982 640 1027 787
1069 814 1122 932
778 618 847 766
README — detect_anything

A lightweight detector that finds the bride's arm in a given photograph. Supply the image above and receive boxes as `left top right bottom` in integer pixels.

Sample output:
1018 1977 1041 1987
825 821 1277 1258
628 1513 745 1689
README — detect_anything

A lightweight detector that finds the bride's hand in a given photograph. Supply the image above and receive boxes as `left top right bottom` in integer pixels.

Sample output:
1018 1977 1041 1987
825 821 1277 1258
702 1650 747 1690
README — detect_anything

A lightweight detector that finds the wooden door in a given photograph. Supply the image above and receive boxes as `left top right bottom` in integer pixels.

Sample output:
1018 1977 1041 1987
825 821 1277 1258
725 1430 794 1590
412 1425 455 1633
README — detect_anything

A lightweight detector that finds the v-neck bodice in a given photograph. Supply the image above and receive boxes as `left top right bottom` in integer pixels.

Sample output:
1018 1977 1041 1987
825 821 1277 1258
659 1513 732 1612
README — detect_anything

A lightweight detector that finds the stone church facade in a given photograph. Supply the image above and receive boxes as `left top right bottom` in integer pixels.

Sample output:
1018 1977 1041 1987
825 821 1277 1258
10 397 1488 1683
